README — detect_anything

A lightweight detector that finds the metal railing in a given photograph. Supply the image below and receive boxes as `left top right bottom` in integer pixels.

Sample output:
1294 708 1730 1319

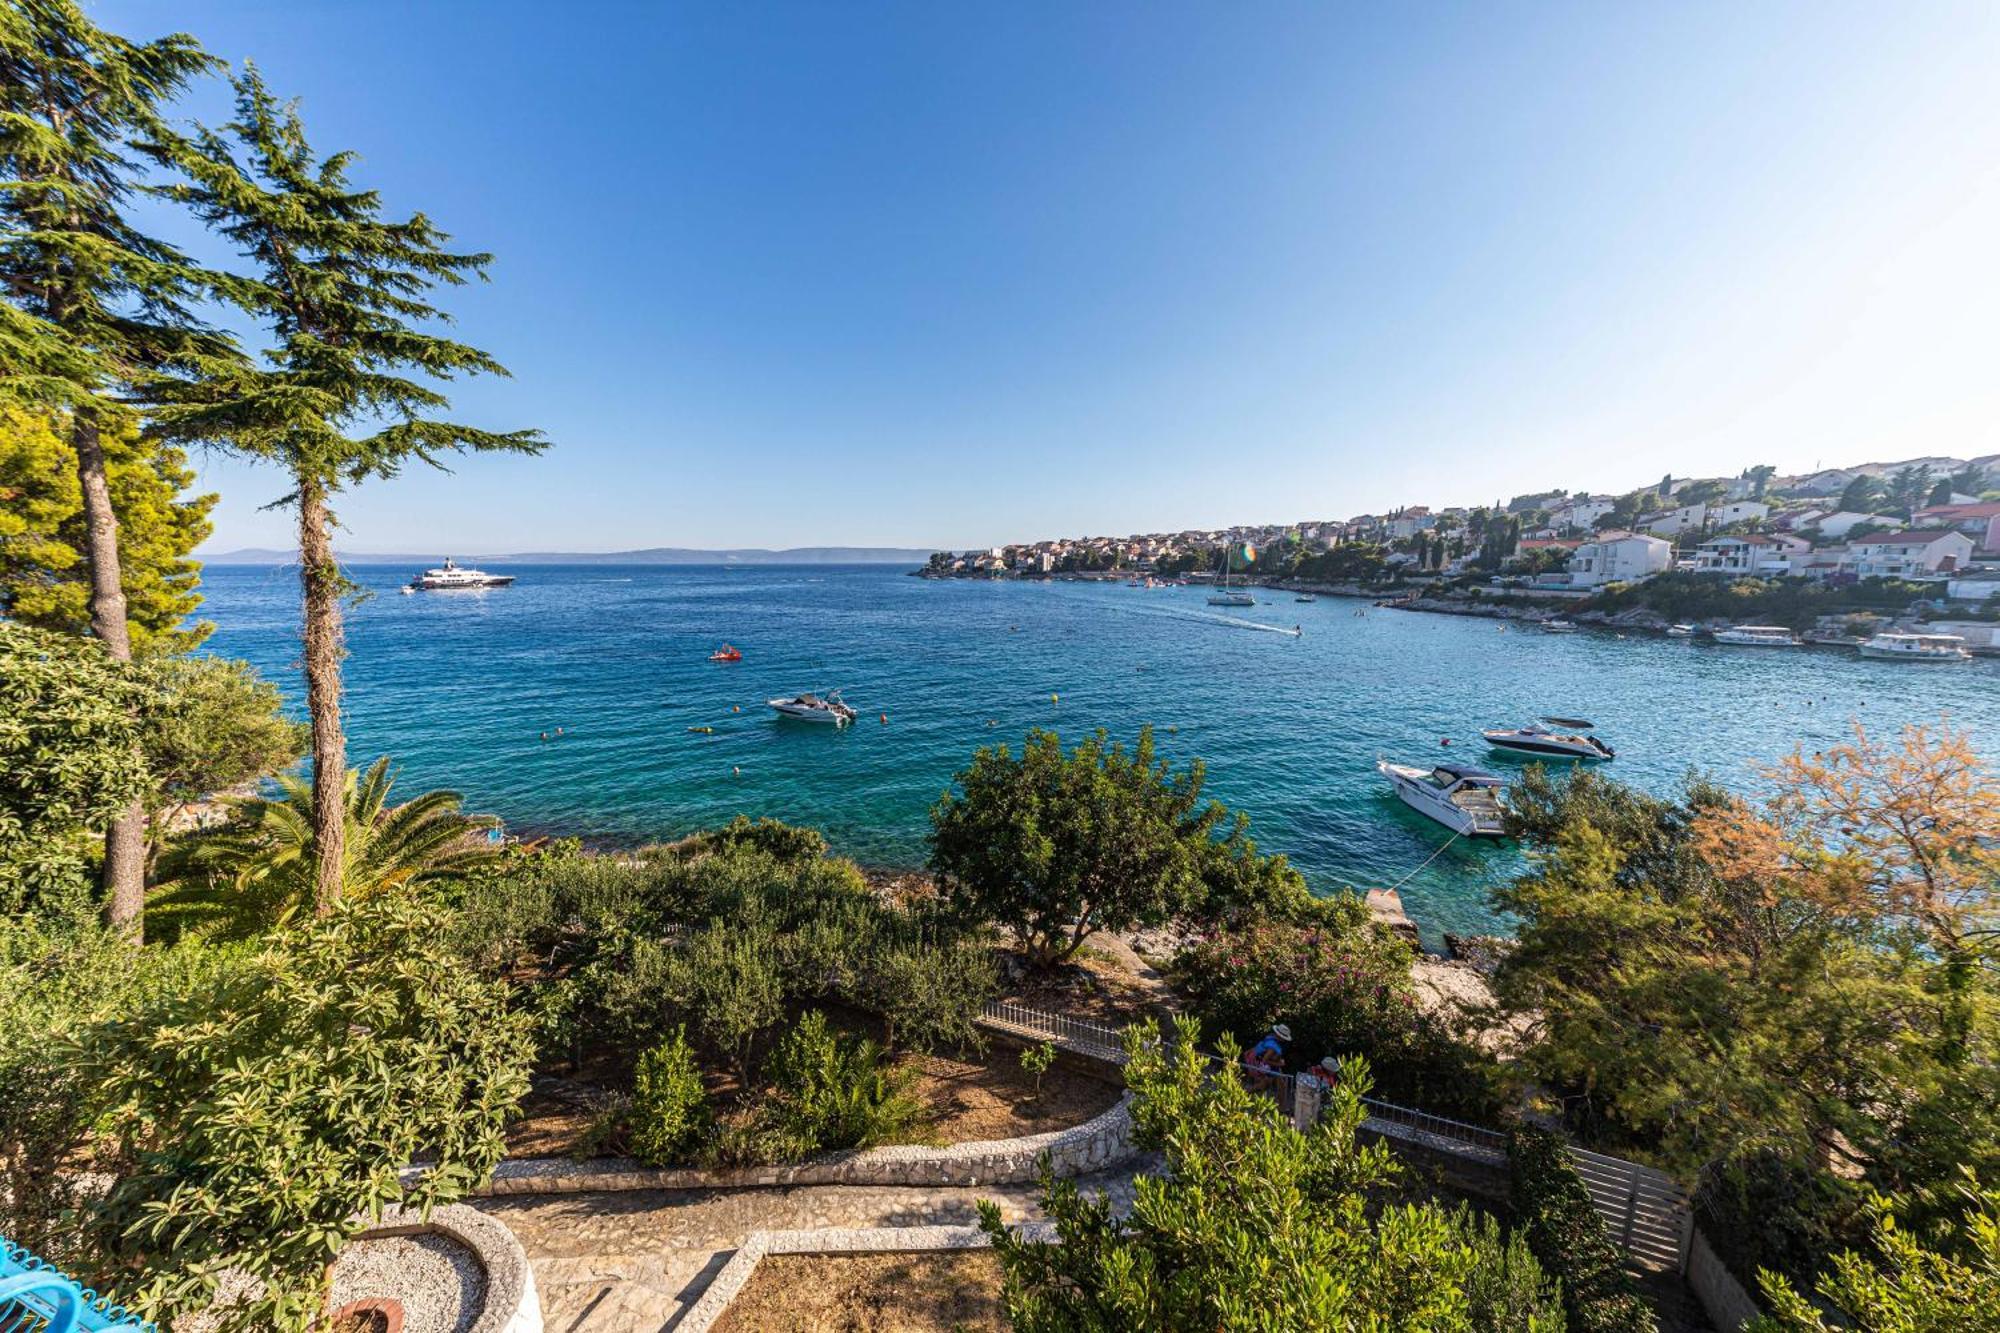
977 998 1688 1269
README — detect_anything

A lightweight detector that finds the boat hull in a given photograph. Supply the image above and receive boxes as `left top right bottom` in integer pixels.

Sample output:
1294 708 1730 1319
1207 595 1255 606
1377 763 1508 837
411 575 515 590
1857 645 1970 661
1484 734 1613 761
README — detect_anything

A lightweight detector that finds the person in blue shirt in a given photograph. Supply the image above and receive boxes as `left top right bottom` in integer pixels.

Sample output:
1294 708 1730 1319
1242 1024 1291 1087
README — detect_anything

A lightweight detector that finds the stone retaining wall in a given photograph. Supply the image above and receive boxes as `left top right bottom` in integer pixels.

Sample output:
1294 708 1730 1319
675 1222 1056 1333
472 1093 1134 1196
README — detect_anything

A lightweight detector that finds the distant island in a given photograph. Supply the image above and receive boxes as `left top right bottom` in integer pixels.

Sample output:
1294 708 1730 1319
199 546 940 566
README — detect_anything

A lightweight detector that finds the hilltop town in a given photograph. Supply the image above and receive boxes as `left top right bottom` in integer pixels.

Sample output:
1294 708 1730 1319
920 454 2000 636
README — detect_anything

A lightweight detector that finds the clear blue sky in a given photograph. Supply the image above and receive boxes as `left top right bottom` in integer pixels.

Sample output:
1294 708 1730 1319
97 2 2000 554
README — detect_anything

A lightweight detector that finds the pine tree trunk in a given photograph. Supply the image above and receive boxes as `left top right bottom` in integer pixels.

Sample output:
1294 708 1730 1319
74 414 147 940
297 481 347 914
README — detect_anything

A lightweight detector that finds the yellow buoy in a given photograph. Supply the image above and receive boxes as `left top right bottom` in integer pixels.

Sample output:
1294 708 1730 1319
1050 692 1059 704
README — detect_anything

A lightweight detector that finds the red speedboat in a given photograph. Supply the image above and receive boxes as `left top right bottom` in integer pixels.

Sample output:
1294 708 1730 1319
709 644 742 662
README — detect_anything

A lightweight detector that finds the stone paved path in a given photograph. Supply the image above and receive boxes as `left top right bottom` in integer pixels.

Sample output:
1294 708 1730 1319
474 1167 1141 1332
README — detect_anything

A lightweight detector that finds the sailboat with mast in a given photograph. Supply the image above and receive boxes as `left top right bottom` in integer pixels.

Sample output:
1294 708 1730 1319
1207 542 1255 606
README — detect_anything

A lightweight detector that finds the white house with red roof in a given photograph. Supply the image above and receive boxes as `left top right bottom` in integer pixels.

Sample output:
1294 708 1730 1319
1843 529 1975 579
1912 502 2000 555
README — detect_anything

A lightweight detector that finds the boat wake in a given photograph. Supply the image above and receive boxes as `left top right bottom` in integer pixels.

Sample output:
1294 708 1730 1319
1126 604 1303 636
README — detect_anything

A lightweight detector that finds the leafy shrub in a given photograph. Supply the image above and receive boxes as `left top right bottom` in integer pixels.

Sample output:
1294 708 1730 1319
1749 1176 2000 1331
983 1017 1563 1330
1458 1207 1568 1332
1509 1125 1658 1333
763 1010 925 1159
82 898 536 1332
869 935 998 1053
628 1028 711 1166
1175 919 1500 1116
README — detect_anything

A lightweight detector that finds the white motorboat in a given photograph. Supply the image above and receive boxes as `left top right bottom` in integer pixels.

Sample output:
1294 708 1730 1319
1713 624 1798 647
1483 718 1615 761
768 690 857 725
406 557 515 591
1294 593 1318 603
1376 760 1509 837
1858 632 1971 662
1540 619 1577 633
1665 624 1696 637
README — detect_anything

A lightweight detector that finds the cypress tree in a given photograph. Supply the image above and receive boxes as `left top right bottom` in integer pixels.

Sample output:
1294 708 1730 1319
0 0 220 936
150 67 547 913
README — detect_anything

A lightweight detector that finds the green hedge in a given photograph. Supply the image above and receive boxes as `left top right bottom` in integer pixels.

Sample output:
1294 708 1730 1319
1509 1125 1659 1333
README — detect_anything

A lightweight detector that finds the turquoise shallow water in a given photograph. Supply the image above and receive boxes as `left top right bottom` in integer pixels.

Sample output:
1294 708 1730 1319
197 564 2000 944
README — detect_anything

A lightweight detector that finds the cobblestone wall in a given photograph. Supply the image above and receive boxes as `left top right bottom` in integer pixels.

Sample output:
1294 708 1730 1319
472 1093 1134 1196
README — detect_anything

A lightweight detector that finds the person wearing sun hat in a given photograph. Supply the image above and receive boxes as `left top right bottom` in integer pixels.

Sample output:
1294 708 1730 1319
1242 1023 1291 1087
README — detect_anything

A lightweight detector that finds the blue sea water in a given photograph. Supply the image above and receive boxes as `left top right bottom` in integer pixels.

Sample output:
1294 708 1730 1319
196 563 2000 945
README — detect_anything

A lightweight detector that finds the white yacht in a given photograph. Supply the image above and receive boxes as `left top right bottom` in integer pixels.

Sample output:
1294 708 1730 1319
407 557 515 591
1376 760 1509 837
1539 619 1577 633
1483 718 1615 761
1665 624 1697 638
1858 632 1971 662
768 690 858 725
1713 625 1799 647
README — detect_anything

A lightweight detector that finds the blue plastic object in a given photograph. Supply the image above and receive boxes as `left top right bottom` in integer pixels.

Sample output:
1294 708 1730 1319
0 1238 152 1331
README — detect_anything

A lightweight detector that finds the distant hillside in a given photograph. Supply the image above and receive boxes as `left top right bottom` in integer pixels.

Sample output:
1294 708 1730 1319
198 546 938 566
1779 453 2000 498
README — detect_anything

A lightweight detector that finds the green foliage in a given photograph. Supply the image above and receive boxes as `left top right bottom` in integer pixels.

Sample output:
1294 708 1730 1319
81 897 535 1331
1750 1178 2000 1331
628 1028 711 1167
1174 918 1499 1116
1019 1041 1056 1096
0 405 216 654
0 622 153 919
931 726 1301 965
1580 570 1931 629
869 934 998 1054
460 833 998 1075
1509 1126 1657 1333
147 65 547 494
138 653 305 814
149 755 500 939
759 1010 925 1161
0 913 235 1269
981 1016 1564 1330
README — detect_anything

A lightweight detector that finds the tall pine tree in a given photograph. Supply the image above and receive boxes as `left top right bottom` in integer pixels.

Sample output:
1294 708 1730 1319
0 0 219 935
150 67 546 912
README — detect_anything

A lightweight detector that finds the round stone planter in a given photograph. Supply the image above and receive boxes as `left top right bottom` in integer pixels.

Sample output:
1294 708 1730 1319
331 1204 540 1333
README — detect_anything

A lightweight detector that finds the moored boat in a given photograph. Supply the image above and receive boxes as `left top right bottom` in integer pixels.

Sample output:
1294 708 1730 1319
1665 624 1696 637
1483 718 1615 761
406 557 514 591
1540 619 1577 633
768 690 857 725
1295 593 1318 603
1376 760 1508 837
1713 624 1799 647
1857 631 1971 662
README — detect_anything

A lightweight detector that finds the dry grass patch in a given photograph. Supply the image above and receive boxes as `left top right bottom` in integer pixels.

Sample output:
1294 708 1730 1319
710 1250 1005 1333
